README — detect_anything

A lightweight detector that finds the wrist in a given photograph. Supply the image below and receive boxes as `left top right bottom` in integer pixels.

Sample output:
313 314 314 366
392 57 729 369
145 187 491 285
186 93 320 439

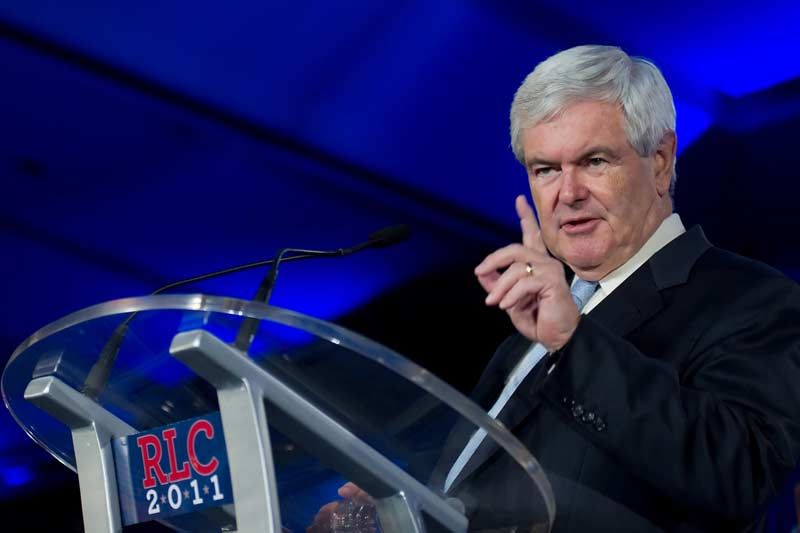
548 314 582 352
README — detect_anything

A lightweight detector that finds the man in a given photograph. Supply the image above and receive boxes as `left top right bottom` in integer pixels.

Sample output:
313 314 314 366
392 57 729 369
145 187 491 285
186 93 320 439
435 45 800 532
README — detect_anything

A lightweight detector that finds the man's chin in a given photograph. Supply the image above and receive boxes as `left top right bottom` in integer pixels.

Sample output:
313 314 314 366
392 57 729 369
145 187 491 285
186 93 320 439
562 252 607 278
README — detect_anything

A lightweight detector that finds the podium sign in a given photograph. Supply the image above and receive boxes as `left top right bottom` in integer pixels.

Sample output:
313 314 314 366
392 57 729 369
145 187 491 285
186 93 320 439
113 411 233 526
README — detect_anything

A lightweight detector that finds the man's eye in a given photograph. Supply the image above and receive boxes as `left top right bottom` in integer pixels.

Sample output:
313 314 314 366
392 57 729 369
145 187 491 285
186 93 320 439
588 157 606 166
534 167 553 177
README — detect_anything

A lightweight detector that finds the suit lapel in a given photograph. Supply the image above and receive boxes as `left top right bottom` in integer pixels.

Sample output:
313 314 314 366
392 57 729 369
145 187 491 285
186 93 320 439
588 264 665 338
430 333 532 492
446 358 546 492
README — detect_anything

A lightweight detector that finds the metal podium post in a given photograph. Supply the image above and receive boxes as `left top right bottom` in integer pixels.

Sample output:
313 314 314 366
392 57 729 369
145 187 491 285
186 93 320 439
170 329 468 533
24 376 135 533
170 330 283 533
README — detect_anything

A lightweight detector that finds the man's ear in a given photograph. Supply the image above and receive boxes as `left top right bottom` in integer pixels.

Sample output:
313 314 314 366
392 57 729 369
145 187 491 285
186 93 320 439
653 131 677 197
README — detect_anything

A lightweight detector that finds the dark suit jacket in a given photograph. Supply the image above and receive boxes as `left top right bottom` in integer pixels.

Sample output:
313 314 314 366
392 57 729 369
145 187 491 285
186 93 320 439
433 226 800 532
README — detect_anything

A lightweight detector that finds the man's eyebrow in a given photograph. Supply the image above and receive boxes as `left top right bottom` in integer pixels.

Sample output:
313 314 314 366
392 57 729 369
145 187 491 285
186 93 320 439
525 156 558 169
526 146 621 169
573 146 620 162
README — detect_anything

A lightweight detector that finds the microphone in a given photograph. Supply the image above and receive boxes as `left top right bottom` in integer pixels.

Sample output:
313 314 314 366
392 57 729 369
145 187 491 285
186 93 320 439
232 225 410 351
351 224 410 251
80 225 410 399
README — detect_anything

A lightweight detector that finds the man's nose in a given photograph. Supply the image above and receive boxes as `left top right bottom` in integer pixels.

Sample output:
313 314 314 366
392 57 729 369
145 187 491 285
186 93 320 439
558 168 589 205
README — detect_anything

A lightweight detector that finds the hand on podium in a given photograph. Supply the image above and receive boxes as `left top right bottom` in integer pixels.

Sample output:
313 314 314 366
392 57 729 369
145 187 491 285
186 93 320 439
307 482 379 532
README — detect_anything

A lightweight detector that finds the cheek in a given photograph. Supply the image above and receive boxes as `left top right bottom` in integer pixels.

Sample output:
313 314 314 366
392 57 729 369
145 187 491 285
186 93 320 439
533 200 559 240
600 175 654 244
541 224 560 251
531 196 559 248
598 173 640 218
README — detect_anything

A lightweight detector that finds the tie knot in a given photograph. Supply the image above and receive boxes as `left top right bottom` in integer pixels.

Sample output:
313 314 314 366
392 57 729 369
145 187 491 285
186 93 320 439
571 278 598 310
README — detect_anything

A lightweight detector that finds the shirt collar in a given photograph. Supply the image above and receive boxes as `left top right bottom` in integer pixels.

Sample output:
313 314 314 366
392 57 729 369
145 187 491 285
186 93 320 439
577 213 685 314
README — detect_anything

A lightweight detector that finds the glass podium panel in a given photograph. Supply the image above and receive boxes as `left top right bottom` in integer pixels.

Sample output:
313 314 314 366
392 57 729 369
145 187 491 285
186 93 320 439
3 295 556 532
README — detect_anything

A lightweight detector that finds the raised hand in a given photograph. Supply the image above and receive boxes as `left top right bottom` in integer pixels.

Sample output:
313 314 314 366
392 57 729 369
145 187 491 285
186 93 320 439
475 195 580 351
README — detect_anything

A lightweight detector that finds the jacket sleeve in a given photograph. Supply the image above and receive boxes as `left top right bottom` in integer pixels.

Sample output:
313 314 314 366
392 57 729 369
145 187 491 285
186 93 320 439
540 280 800 525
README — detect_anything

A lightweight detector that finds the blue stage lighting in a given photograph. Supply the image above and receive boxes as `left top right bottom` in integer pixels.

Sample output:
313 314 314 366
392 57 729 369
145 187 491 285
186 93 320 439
1 466 33 488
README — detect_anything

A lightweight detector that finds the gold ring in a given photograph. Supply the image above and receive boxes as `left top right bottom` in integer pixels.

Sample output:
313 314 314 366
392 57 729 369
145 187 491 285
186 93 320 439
525 262 534 275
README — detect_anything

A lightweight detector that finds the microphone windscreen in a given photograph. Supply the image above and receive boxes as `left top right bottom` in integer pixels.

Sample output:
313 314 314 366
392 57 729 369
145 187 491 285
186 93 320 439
368 224 410 247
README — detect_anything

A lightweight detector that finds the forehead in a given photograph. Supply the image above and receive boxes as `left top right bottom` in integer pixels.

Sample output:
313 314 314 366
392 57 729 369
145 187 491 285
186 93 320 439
521 101 628 162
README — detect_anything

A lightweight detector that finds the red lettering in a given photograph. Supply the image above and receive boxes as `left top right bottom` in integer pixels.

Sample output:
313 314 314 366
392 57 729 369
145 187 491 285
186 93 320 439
136 434 169 489
162 428 191 482
187 419 219 476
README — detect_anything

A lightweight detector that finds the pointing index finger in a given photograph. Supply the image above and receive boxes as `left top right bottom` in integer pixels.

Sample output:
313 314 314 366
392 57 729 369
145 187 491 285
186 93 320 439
515 195 546 253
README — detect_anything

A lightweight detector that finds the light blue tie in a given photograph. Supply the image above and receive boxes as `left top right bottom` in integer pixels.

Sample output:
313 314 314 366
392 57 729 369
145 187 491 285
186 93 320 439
570 277 599 311
444 277 598 492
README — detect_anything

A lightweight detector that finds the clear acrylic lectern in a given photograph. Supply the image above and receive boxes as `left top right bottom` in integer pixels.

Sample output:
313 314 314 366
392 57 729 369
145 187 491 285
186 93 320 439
3 294 555 532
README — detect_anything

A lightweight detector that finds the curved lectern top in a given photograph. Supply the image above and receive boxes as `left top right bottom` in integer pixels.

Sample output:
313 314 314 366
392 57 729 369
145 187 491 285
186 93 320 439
4 294 557 532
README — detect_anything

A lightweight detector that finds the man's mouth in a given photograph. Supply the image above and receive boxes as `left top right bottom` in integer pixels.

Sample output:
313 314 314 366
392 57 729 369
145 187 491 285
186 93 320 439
561 217 600 235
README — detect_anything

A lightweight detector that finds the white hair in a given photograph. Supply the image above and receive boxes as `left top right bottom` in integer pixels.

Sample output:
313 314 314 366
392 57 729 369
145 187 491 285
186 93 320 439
510 45 677 194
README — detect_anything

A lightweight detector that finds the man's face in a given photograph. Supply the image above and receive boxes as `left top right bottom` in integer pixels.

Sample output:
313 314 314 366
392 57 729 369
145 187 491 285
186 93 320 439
521 100 673 280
